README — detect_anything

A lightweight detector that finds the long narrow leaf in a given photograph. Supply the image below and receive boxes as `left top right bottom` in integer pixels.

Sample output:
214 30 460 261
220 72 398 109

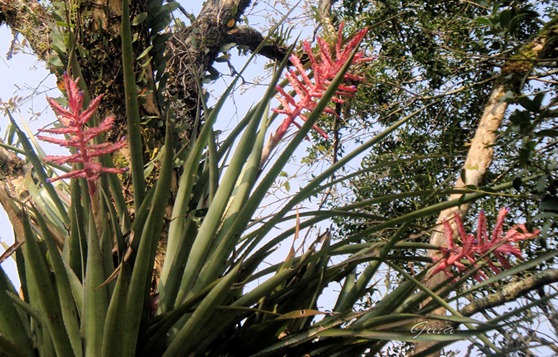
64 178 87 279
102 262 131 357
159 7 299 311
0 268 33 357
122 0 146 209
249 311 367 357
33 206 83 357
176 58 289 304
0 335 28 357
162 264 241 356
7 111 69 224
122 116 174 357
83 211 108 356
61 259 84 318
21 213 74 356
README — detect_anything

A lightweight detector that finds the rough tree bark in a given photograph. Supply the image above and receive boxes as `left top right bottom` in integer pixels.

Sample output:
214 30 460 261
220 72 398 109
0 0 289 171
0 0 287 139
166 0 286 134
0 147 28 243
411 83 508 357
460 268 558 317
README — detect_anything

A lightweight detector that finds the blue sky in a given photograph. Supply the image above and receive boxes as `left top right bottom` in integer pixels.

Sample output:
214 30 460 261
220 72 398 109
0 26 56 288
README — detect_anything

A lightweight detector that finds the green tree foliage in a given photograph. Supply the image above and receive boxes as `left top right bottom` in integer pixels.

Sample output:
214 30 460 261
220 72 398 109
317 0 556 234
319 0 558 353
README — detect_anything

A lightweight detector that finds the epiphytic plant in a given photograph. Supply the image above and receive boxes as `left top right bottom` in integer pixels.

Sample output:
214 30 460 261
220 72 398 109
261 23 372 165
37 73 127 196
431 208 540 281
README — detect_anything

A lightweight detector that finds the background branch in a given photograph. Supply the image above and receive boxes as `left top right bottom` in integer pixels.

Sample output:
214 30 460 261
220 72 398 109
225 25 289 61
461 269 558 317
0 0 52 62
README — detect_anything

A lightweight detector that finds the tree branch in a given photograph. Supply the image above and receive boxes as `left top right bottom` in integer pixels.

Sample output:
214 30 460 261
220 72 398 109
415 23 553 357
0 0 52 62
317 0 339 37
0 145 26 227
166 0 258 127
460 269 558 317
225 25 289 62
0 142 66 248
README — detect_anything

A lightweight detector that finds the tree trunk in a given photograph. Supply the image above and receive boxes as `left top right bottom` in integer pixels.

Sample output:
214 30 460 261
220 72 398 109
429 83 507 259
412 24 554 357
411 84 508 356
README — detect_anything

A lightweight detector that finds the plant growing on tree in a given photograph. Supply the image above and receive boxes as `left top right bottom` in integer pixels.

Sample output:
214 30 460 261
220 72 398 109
37 73 127 197
0 1 554 356
262 24 371 165
431 208 540 281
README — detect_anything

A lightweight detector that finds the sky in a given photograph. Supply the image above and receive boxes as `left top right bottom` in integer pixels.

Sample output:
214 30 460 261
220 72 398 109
0 27 57 289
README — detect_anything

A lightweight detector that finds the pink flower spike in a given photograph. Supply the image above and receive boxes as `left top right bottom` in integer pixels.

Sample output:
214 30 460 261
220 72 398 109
476 211 488 247
491 207 510 242
504 224 540 242
335 22 345 57
312 124 329 139
260 23 371 167
38 73 127 197
275 87 298 107
65 75 84 113
430 208 539 281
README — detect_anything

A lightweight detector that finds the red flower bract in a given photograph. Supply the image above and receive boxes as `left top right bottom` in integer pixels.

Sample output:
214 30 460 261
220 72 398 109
431 208 539 281
261 23 373 165
38 73 127 197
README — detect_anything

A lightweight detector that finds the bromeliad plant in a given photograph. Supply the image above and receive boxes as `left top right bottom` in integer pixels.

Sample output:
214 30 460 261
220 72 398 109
261 23 371 165
0 7 550 357
431 208 540 281
37 73 128 197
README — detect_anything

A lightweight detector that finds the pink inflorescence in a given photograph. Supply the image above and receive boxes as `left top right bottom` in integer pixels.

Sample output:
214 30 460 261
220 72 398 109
38 73 127 197
431 208 539 281
270 23 373 149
